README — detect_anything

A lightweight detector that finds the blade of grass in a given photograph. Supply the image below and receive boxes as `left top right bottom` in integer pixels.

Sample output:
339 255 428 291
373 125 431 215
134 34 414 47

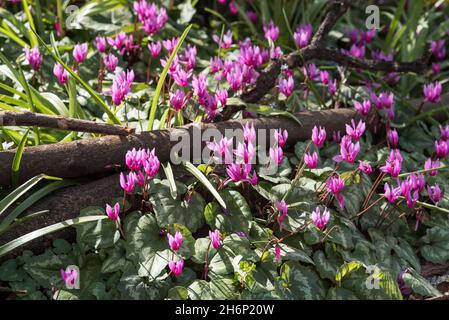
21 0 38 47
182 160 226 209
147 24 192 130
0 215 108 258
162 162 177 199
11 129 29 188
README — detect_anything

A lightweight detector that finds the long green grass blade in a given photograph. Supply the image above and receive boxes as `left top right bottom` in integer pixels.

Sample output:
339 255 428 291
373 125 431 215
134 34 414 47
11 129 29 188
148 24 192 130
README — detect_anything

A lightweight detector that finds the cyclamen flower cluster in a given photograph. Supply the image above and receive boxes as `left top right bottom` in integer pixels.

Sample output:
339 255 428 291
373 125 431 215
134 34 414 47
24 46 43 71
134 0 168 35
111 70 134 106
120 147 160 194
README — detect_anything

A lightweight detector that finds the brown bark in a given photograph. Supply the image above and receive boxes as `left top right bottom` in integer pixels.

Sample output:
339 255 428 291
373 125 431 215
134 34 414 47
0 109 360 187
0 111 134 136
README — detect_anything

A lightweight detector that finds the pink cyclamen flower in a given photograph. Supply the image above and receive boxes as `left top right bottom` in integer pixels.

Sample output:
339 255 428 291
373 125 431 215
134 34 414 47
329 79 337 95
163 37 179 54
380 149 403 178
354 100 371 116
209 230 221 249
320 71 330 85
105 202 120 221
312 126 327 148
53 63 69 85
247 10 258 23
226 163 258 186
293 24 312 48
311 207 330 230
143 148 160 178
276 200 288 230
384 183 400 204
95 37 107 53
423 81 442 103
263 20 279 43
168 259 184 277
148 41 162 57
270 46 283 60
435 139 449 158
275 129 288 147
278 76 294 98
24 46 43 71
213 30 233 49
326 175 345 209
432 62 441 75
424 158 440 176
427 184 443 205
120 172 135 193
243 122 256 143
345 119 365 141
104 54 118 72
372 91 394 110
431 40 446 60
110 69 134 106
215 88 228 107
304 152 318 169
358 161 373 174
332 135 360 164
269 146 283 165
167 231 183 252
405 190 419 208
440 125 449 141
134 170 145 187
172 66 191 87
169 89 186 112
207 137 233 164
387 129 399 148
275 246 281 264
73 43 88 64
235 142 255 164
228 1 238 15
60 268 78 287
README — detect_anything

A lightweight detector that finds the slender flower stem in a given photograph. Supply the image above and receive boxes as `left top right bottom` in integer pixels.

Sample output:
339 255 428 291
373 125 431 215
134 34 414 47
351 196 385 220
202 241 212 280
362 172 386 209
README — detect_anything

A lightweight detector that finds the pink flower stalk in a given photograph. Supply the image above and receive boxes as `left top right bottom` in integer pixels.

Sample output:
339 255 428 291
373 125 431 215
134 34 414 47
440 125 449 141
380 149 403 178
104 54 118 72
243 122 256 143
215 89 228 107
293 24 312 48
428 184 443 205
345 119 365 141
169 259 184 277
358 161 373 174
354 100 371 116
332 135 360 164
169 89 186 112
247 10 258 23
167 231 183 252
120 172 135 193
431 40 446 60
278 76 294 97
172 66 191 87
320 71 330 85
304 152 318 169
95 36 107 53
384 183 401 204
60 268 78 287
143 148 160 178
105 203 120 221
53 63 69 85
424 158 440 176
263 20 279 43
163 37 179 54
24 46 43 71
275 246 281 264
209 230 221 249
207 137 233 164
148 41 162 57
387 129 399 148
226 163 258 186
311 207 330 230
372 91 394 110
275 129 288 147
435 139 449 158
423 81 442 103
55 18 62 37
73 43 88 64
276 200 288 230
312 126 327 148
269 146 284 165
235 142 255 164
108 32 127 50
326 175 345 209
110 69 134 106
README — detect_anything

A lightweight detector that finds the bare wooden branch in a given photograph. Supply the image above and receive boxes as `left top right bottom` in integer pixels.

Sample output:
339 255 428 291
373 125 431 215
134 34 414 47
0 111 135 136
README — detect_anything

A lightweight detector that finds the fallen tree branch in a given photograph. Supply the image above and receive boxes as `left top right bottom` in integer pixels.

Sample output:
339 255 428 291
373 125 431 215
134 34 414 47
0 111 135 136
0 108 360 187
